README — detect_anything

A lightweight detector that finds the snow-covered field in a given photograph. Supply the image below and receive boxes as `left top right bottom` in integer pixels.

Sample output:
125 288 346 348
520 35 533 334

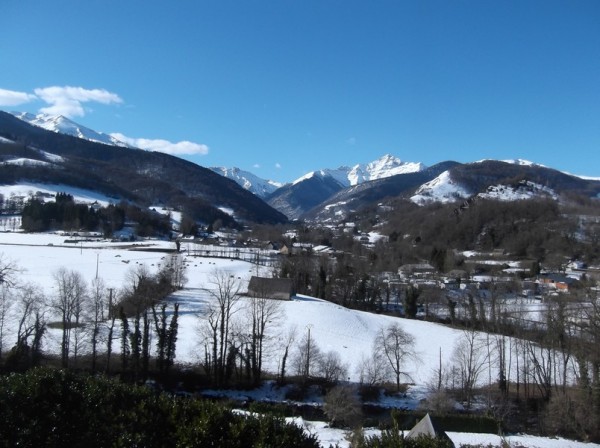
0 230 478 385
0 230 597 448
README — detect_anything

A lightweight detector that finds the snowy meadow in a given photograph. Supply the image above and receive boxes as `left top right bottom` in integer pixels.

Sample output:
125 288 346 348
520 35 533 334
0 230 597 448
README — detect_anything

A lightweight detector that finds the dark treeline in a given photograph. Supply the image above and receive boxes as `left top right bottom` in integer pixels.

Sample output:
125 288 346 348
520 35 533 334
19 193 172 237
0 368 321 448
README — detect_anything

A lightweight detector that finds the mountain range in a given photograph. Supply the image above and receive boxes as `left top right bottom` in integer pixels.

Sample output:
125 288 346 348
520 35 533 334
10 112 133 148
3 111 600 225
0 111 287 226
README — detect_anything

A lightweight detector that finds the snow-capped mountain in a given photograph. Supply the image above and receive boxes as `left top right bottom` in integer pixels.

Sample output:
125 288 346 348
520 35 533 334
347 154 426 186
264 155 428 219
10 112 132 148
410 170 471 205
291 154 426 188
410 161 562 205
291 169 346 187
209 167 283 198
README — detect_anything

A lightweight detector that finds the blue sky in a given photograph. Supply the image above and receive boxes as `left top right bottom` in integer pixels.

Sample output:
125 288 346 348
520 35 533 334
1 1 599 182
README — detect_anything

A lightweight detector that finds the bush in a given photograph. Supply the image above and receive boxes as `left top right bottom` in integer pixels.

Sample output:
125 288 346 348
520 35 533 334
0 368 320 448
323 385 363 428
390 410 500 434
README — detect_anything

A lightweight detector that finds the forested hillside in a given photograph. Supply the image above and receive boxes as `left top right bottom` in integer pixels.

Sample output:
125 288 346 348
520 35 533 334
0 111 288 226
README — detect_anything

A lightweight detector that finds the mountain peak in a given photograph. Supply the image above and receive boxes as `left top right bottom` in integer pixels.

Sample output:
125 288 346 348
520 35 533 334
348 154 426 186
10 111 131 148
210 166 282 198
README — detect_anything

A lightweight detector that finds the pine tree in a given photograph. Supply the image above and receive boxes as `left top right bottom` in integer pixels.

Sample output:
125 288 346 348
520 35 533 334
165 303 179 372
120 307 130 371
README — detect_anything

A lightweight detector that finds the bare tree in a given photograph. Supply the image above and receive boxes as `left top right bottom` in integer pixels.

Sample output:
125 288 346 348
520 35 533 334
526 340 553 402
0 284 13 360
88 277 106 372
323 385 362 428
246 285 282 385
200 270 242 386
121 264 156 314
292 325 322 381
0 253 20 287
0 255 20 360
375 323 417 391
51 268 87 368
105 288 117 373
10 284 46 369
318 350 349 384
165 253 188 290
278 325 297 384
452 328 490 409
356 350 391 388
423 349 455 414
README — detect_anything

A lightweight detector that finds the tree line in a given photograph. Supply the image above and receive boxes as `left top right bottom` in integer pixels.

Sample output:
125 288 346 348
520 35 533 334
19 193 173 237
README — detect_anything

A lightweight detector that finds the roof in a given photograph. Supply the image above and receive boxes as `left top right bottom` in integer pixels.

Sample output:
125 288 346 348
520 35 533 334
406 413 437 439
247 276 294 300
539 273 576 284
406 414 455 447
400 263 436 272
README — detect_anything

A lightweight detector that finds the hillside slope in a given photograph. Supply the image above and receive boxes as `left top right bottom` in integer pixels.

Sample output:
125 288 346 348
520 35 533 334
0 111 287 226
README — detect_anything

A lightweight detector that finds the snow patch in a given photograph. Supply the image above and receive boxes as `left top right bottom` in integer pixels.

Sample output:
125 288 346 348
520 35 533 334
478 181 558 201
2 158 50 167
0 182 118 206
410 171 470 205
210 167 282 198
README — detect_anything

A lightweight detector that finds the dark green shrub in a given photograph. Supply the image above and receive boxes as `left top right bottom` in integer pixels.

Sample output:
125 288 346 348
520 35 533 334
0 368 320 448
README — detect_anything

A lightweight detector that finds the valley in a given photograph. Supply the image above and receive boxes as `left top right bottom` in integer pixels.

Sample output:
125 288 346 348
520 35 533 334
2 109 600 447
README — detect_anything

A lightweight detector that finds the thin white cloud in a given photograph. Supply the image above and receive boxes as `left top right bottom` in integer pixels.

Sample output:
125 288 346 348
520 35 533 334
253 163 261 169
275 162 282 169
0 88 37 107
34 86 123 118
347 137 357 145
110 133 209 156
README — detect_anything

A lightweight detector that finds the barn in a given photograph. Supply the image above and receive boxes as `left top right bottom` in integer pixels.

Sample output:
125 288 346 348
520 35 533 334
247 276 294 301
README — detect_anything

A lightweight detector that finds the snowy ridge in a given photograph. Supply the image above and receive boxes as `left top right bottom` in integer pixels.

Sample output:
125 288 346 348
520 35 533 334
210 167 283 198
292 154 426 188
11 112 132 148
1 158 51 167
501 158 543 167
37 149 64 163
411 172 561 205
291 169 345 186
348 154 426 186
0 182 118 206
410 170 470 204
1 146 64 168
475 158 545 168
478 181 558 201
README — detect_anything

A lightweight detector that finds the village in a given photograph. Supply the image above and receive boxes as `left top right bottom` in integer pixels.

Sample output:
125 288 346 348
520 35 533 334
1 190 600 446
172 224 600 333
